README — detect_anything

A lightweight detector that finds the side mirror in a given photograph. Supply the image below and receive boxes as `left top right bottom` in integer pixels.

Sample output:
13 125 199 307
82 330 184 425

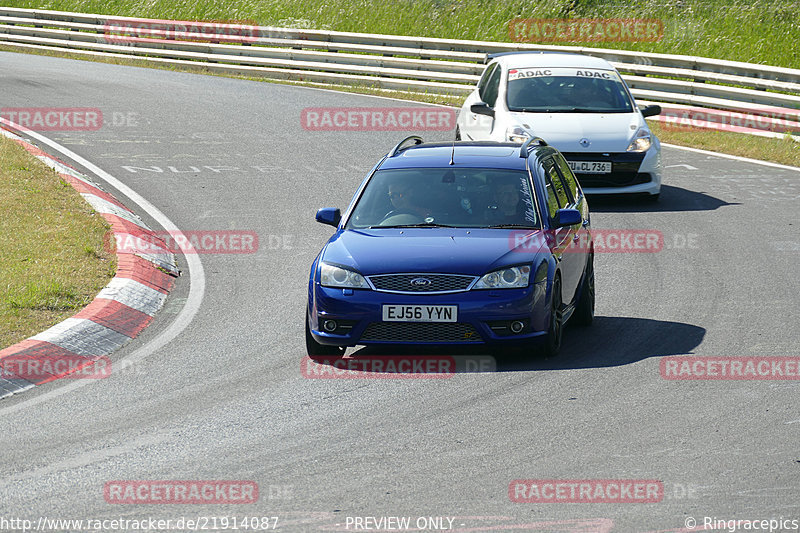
470 102 495 118
641 105 662 118
315 207 341 227
553 208 581 228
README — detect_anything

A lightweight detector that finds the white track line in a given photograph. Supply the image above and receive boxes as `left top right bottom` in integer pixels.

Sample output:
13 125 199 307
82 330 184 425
661 142 800 173
0 118 206 415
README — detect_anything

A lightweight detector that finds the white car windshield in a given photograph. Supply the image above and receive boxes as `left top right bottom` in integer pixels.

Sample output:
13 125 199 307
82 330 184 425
506 66 634 113
346 168 540 229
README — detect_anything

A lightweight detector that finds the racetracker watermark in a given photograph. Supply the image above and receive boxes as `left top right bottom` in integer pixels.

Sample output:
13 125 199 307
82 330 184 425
104 481 259 504
0 355 111 382
510 229 664 253
660 356 800 380
103 18 261 44
301 107 456 131
509 18 663 43
108 230 259 254
658 106 800 135
301 355 496 379
509 479 664 503
1 107 102 132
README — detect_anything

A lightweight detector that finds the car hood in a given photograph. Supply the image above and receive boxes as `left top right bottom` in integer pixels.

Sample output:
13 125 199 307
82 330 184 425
322 228 547 276
509 111 644 152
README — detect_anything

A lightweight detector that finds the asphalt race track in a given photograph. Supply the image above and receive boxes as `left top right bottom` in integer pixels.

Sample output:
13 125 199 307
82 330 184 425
1 52 799 532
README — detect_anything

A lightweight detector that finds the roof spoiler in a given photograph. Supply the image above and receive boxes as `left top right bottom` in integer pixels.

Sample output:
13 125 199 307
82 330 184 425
519 136 548 157
388 135 423 157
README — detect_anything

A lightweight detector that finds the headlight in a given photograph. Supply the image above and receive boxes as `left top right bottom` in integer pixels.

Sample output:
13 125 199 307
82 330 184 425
320 262 369 289
506 126 530 144
626 128 652 152
474 265 531 289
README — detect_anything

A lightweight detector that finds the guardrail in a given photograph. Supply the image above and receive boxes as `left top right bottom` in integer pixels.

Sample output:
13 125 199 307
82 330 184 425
1 7 798 139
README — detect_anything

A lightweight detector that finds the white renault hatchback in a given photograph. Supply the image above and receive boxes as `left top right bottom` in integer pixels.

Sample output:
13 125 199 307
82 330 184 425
456 52 663 200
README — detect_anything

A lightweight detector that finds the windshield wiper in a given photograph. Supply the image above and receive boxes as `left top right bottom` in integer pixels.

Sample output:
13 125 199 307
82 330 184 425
486 224 538 229
510 107 628 113
368 223 457 229
562 108 628 113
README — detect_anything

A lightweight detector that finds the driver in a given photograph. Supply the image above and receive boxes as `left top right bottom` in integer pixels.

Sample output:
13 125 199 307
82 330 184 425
569 77 610 109
386 182 431 219
486 179 527 225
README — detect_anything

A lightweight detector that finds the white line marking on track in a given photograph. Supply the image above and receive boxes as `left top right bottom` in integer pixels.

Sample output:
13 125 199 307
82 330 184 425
662 143 800 173
0 118 206 415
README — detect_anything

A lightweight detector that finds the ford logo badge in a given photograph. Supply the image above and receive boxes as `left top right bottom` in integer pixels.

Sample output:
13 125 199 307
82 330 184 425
410 278 432 287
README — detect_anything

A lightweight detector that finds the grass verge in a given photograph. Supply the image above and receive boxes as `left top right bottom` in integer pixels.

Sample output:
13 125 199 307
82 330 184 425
0 134 116 350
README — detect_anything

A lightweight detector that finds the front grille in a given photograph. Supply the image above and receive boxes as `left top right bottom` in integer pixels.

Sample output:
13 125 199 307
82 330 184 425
562 152 650 188
368 273 476 293
360 322 483 343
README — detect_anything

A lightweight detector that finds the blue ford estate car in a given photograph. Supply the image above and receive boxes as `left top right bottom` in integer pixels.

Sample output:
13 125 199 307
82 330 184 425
306 136 594 358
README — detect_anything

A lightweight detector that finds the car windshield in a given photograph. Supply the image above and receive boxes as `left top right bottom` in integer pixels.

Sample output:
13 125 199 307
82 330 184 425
506 66 634 113
346 167 540 229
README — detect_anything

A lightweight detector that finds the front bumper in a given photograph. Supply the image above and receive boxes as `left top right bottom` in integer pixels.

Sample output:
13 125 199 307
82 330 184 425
308 283 549 347
564 146 662 196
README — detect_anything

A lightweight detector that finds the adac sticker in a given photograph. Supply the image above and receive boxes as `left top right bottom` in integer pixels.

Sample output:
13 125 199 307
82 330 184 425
575 69 616 79
508 68 554 80
508 67 619 81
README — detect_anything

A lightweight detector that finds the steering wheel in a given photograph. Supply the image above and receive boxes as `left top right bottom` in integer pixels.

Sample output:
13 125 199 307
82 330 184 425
379 209 424 226
382 208 417 220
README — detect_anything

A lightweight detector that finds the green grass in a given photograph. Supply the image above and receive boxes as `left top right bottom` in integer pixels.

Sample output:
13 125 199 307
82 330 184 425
0 135 115 350
3 0 799 68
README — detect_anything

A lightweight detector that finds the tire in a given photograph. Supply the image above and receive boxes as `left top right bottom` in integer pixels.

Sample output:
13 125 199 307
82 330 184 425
305 312 345 357
455 126 461 141
538 276 563 358
573 254 595 326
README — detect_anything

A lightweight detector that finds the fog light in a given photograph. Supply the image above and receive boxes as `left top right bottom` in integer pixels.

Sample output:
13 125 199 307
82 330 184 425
510 320 525 334
323 320 338 332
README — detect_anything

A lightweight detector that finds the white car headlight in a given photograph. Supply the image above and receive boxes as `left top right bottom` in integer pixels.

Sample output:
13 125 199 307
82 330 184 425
320 262 369 289
506 126 530 144
627 128 652 152
474 265 531 289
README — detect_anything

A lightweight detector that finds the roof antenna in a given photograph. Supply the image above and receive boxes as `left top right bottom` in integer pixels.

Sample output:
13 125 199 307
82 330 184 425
449 137 456 166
